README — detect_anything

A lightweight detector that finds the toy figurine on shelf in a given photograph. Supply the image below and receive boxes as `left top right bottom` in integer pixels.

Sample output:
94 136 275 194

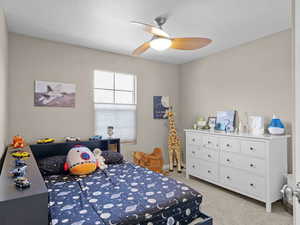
11 135 26 148
10 165 27 177
15 159 27 167
89 135 102 141
37 138 55 144
14 177 30 189
11 150 30 159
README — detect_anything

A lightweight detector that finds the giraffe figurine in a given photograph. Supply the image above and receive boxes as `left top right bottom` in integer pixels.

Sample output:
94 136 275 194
165 107 182 173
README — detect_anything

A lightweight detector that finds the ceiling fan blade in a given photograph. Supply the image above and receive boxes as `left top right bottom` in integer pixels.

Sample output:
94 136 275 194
132 42 150 56
131 21 169 38
171 38 212 50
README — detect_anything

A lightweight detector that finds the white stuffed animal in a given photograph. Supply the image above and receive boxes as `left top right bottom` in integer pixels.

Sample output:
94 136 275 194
93 148 108 170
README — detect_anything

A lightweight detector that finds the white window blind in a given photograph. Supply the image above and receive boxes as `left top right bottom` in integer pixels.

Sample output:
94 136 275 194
94 70 137 142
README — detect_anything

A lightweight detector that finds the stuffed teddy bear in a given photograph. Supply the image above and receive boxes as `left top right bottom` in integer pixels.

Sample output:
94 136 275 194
93 148 108 170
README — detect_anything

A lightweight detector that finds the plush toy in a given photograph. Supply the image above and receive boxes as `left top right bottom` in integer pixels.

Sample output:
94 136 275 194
12 135 26 148
93 148 108 170
64 145 97 175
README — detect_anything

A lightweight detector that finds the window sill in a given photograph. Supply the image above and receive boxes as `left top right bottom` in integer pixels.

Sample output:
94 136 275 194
121 140 137 145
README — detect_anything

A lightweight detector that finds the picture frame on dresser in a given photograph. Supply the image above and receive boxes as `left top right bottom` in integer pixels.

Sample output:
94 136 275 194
184 129 290 213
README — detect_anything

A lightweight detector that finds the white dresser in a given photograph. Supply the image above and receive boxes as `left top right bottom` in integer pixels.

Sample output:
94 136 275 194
185 129 290 212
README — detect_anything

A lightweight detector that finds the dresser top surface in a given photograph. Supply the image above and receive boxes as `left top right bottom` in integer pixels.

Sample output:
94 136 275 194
184 129 291 140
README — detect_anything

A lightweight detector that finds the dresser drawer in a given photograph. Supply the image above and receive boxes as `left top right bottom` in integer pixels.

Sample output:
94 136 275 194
198 148 219 163
220 152 265 176
220 137 240 153
243 175 265 199
220 166 266 199
187 145 200 159
186 133 202 145
202 135 219 149
198 160 218 182
220 166 241 189
187 158 200 177
241 140 266 158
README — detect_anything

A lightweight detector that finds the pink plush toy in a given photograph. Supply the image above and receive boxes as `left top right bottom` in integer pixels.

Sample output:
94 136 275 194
93 148 108 170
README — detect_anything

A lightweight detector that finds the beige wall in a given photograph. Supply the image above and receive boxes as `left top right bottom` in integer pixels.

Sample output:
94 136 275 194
179 30 293 171
0 10 8 158
8 33 180 161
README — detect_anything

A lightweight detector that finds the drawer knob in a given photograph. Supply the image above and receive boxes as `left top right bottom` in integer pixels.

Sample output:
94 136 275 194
208 170 211 173
250 183 255 187
192 138 195 142
192 151 195 154
208 141 211 144
226 144 231 147
226 176 231 179
250 147 254 151
208 154 212 158
192 165 195 168
250 163 254 168
226 158 230 162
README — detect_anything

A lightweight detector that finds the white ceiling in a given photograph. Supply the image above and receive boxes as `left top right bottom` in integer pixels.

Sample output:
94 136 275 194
1 0 290 64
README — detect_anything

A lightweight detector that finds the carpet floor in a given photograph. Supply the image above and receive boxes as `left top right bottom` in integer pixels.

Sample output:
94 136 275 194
169 171 293 225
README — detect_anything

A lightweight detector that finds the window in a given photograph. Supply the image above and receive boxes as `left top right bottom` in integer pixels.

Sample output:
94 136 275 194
94 70 137 142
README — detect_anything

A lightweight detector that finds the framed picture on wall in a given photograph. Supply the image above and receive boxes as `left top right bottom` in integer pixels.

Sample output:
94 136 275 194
153 96 170 119
34 80 76 107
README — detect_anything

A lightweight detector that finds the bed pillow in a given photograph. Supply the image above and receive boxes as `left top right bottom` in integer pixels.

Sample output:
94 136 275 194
101 151 124 164
37 155 67 175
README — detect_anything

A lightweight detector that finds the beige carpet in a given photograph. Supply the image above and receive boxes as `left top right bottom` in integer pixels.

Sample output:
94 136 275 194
169 171 293 225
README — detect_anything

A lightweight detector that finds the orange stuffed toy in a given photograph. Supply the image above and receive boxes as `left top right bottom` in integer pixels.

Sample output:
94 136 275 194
12 135 26 148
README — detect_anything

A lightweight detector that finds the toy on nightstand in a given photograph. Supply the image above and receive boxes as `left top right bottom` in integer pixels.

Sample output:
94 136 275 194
14 177 30 189
65 136 80 142
11 135 26 148
93 148 108 170
89 135 102 141
37 138 55 144
10 165 27 177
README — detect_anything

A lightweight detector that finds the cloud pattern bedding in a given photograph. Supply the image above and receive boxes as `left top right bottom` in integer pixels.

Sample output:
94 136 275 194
45 162 203 225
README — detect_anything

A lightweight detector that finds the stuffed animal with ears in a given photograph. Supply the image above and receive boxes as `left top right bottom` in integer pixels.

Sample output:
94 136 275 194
93 148 108 170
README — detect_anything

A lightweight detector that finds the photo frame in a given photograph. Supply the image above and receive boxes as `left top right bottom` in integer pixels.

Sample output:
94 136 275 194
216 111 236 131
207 117 217 128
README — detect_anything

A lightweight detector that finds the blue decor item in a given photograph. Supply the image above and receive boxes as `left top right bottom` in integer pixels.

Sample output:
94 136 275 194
268 114 285 135
216 111 236 131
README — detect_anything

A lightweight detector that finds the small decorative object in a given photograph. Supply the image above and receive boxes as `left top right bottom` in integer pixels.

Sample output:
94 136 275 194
249 116 264 135
89 135 102 141
238 121 243 133
216 111 236 132
64 145 97 175
93 148 108 170
34 80 76 107
10 165 27 177
193 124 197 129
15 159 26 167
65 136 80 142
12 135 26 148
207 117 217 131
196 116 207 129
14 177 30 189
37 138 55 144
153 96 170 119
11 150 30 159
268 114 285 135
133 148 164 174
107 126 114 138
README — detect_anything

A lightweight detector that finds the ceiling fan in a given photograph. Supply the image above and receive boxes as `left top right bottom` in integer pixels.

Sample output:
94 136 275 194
131 16 212 56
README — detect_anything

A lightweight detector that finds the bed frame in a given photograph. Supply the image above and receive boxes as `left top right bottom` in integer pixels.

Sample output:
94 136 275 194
0 140 212 225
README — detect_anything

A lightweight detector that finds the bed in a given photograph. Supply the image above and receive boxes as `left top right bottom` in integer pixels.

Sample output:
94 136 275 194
31 141 212 225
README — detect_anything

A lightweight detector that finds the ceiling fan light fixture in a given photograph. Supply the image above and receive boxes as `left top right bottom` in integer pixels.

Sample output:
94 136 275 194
150 38 172 51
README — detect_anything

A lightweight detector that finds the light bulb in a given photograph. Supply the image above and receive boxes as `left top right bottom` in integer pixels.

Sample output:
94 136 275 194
150 38 172 51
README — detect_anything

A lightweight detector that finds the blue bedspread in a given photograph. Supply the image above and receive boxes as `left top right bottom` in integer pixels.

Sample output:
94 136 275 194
45 162 203 225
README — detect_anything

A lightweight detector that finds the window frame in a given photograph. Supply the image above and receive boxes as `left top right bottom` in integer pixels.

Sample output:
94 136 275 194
94 71 137 105
93 70 137 144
